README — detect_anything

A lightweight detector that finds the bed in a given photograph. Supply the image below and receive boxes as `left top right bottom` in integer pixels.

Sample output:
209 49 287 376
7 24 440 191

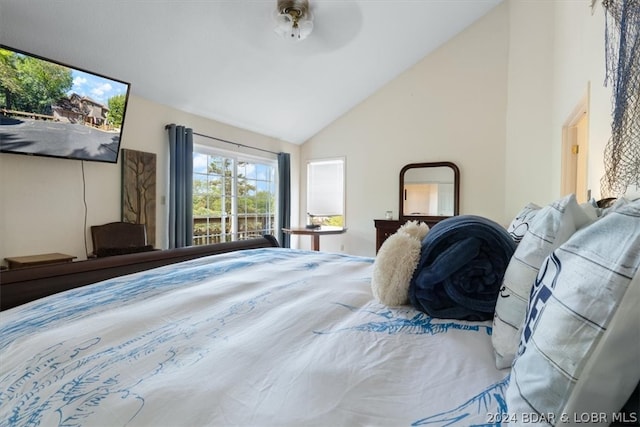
1 195 639 427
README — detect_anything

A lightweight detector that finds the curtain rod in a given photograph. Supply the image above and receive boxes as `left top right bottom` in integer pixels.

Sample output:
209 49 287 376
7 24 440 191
165 125 280 155
166 125 280 156
194 132 280 156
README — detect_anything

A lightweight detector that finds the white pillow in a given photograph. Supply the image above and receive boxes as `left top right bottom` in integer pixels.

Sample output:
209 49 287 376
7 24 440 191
491 194 594 369
506 202 541 243
580 200 600 221
371 221 429 306
602 196 629 216
506 200 640 425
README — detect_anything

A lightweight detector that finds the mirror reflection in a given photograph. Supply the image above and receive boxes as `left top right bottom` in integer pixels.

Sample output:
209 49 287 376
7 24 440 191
399 162 460 220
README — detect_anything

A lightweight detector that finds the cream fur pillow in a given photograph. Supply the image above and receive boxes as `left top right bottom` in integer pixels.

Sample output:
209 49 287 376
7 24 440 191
371 221 429 306
397 220 430 241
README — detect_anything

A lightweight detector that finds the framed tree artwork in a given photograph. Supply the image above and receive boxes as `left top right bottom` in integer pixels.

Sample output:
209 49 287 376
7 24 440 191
121 149 156 247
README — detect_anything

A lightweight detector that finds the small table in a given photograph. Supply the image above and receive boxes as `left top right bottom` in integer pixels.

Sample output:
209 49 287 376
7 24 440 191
5 253 77 269
282 226 347 251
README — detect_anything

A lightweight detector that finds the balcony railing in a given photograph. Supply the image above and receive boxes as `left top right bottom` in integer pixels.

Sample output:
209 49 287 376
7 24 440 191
192 214 275 246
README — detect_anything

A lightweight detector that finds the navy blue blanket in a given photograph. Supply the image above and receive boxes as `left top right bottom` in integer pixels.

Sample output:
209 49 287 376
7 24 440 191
408 215 516 321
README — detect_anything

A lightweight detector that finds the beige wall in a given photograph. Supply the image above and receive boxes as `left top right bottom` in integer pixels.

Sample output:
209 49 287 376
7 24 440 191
299 2 510 256
299 0 613 257
504 0 611 218
0 95 300 263
0 0 614 262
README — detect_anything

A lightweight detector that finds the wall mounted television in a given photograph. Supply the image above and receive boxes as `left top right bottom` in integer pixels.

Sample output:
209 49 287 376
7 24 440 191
0 45 131 164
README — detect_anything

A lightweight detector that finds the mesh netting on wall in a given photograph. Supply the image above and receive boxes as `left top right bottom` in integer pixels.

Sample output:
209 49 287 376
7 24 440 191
600 0 640 197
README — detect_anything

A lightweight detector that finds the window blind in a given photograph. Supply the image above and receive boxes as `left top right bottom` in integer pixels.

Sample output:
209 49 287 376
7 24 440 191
307 159 344 216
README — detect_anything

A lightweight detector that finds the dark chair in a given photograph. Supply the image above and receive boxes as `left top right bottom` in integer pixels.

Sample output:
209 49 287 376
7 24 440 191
90 222 154 258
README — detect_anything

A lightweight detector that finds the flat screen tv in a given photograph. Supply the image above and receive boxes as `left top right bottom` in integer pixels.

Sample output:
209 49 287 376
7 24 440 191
0 45 131 164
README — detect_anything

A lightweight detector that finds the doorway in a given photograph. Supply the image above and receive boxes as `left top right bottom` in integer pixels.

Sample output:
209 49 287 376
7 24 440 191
561 93 589 203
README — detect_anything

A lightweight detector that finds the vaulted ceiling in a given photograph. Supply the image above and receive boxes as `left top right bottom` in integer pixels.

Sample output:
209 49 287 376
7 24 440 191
0 0 503 144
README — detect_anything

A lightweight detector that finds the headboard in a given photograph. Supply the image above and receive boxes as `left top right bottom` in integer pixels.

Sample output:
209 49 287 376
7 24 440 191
0 235 280 311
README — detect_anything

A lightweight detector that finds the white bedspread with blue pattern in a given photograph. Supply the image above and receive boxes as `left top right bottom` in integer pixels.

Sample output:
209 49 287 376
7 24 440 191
0 248 509 426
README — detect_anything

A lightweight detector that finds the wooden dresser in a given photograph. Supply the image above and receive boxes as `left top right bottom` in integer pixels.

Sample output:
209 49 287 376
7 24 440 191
373 219 403 253
374 217 450 253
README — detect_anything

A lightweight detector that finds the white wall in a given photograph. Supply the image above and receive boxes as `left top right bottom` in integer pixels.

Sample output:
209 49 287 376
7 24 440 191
299 2 510 256
0 0 614 263
298 0 614 257
0 95 300 264
504 0 612 218
503 1 555 215
554 0 611 202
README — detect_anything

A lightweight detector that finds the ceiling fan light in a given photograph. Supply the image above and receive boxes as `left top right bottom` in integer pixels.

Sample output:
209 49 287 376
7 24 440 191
274 0 313 41
297 19 313 39
273 12 294 38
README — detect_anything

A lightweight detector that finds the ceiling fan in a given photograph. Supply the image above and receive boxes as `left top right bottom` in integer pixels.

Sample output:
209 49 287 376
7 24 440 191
273 0 314 41
216 0 363 53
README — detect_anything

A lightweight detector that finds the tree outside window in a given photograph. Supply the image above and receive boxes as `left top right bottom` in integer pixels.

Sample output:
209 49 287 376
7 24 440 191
193 150 276 244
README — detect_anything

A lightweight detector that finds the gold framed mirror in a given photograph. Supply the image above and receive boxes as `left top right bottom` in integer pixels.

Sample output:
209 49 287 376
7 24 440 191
399 162 460 224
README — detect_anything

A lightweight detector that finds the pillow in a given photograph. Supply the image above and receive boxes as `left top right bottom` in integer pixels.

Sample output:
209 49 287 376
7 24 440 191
371 221 429 306
397 220 430 241
601 196 629 217
506 202 541 243
491 194 594 369
506 200 640 424
580 200 600 221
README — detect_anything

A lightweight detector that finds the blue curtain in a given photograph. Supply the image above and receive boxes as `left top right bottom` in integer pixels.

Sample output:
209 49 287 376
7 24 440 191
167 124 193 248
277 152 291 248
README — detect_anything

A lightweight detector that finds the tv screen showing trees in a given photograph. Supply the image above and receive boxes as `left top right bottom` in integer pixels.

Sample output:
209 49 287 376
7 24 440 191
0 45 131 164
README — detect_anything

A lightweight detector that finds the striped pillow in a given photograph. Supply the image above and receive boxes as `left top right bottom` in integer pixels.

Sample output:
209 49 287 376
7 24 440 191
491 194 595 369
506 202 541 243
506 200 640 424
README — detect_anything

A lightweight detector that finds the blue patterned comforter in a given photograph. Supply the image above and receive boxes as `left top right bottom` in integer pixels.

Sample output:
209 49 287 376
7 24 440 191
0 248 508 426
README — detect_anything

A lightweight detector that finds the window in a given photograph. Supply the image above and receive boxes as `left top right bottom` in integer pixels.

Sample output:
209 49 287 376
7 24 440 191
193 147 277 244
306 158 345 227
